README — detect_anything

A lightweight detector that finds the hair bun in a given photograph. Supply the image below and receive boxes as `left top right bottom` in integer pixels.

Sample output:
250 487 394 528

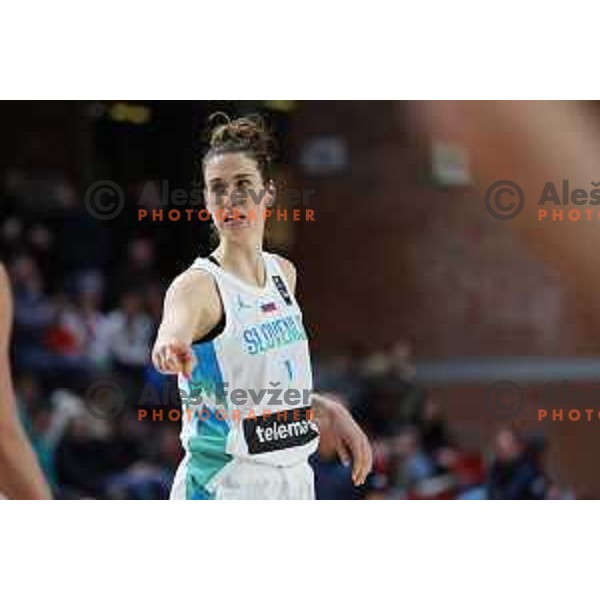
204 112 274 179
209 113 267 151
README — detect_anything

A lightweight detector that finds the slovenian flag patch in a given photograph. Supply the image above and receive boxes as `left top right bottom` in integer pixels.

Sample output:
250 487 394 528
261 301 277 313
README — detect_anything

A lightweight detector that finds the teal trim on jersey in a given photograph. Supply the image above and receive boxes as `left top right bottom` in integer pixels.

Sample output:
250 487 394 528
185 341 231 500
189 341 228 407
190 486 214 500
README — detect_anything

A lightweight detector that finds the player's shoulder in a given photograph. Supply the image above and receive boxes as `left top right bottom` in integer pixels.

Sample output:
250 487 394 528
167 263 218 298
0 262 11 340
270 252 296 272
269 252 297 291
0 262 10 304
0 262 7 287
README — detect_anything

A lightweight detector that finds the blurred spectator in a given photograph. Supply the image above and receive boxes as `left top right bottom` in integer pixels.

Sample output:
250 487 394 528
10 254 56 371
114 238 157 299
55 415 115 498
451 452 487 500
14 373 57 490
390 426 436 490
418 398 453 457
389 339 417 381
312 394 363 500
56 271 107 367
53 179 109 276
487 428 548 500
95 290 154 392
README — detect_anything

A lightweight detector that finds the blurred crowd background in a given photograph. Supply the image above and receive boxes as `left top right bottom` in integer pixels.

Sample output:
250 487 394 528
0 100 582 499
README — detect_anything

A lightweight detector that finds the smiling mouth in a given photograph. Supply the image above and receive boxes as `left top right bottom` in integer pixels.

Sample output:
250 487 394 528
222 213 248 227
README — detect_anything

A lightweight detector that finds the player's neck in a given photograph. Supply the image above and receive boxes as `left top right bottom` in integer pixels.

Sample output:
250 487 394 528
214 241 266 288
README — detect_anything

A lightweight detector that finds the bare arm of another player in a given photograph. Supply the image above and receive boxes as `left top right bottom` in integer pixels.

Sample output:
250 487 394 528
152 269 222 377
276 255 373 486
0 265 52 499
424 101 600 316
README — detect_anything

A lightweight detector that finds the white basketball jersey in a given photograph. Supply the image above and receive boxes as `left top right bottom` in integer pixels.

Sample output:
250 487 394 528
177 251 319 484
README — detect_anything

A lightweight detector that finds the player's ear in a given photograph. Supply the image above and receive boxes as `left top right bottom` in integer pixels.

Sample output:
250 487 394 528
265 179 276 207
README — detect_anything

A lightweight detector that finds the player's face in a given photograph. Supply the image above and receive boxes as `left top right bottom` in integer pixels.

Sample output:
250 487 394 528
495 429 521 461
204 152 273 240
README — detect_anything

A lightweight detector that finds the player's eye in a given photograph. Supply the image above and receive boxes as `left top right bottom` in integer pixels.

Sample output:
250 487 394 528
211 183 226 194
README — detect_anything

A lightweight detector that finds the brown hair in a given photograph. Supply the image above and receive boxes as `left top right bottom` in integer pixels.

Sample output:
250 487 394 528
202 112 275 182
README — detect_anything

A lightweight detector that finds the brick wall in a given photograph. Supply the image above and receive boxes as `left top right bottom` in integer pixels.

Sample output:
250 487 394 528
289 101 583 357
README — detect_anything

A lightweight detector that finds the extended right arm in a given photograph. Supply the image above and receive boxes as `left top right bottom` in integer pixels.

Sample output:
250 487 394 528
152 269 221 378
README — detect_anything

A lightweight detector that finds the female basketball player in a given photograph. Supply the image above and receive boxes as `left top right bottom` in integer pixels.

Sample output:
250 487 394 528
152 115 372 499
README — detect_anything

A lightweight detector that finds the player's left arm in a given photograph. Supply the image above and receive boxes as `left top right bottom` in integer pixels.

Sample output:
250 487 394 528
0 265 52 499
311 393 373 486
274 255 297 294
275 255 373 486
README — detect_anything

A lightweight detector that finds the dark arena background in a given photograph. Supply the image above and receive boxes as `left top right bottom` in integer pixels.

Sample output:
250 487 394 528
3 100 600 499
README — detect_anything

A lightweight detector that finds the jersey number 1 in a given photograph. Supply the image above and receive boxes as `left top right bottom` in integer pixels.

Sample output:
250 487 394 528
284 359 293 382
